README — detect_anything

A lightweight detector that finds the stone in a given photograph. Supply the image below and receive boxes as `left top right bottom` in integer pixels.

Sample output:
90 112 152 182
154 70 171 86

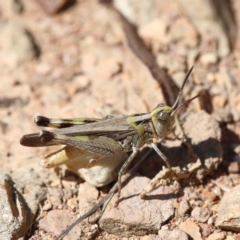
48 187 72 208
39 210 82 239
177 0 233 57
71 75 91 91
0 0 24 16
228 161 240 173
78 182 100 222
201 223 212 238
200 53 218 67
156 52 186 74
202 190 218 203
216 185 240 231
35 0 70 14
113 0 159 26
99 175 175 237
179 219 202 240
206 232 226 240
0 22 39 68
95 57 122 79
139 18 168 45
0 174 34 239
42 202 52 211
191 207 212 223
178 199 191 217
168 17 199 48
158 229 191 240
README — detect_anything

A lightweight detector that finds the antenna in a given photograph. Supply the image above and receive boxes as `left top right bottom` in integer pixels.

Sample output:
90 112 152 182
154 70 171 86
170 94 201 116
171 66 194 110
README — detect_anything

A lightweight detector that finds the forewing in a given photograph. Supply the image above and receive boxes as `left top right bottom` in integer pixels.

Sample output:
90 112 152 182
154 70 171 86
20 113 152 148
40 130 123 155
48 117 133 135
20 117 132 147
47 114 152 136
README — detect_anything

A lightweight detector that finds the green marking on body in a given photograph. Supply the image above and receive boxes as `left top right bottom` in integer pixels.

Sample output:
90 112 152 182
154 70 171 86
50 118 100 126
75 136 89 141
127 115 145 138
71 118 85 124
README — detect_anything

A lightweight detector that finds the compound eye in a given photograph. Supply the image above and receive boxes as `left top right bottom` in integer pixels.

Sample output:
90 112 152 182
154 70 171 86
157 103 165 108
158 111 168 121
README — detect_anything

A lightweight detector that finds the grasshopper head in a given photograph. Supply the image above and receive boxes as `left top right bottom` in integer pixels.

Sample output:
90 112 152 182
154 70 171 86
151 66 200 139
151 103 176 138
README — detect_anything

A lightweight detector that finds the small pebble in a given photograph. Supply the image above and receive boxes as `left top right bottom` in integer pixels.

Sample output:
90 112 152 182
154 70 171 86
178 199 191 216
228 161 240 173
36 0 69 14
202 190 218 203
212 186 222 197
200 52 218 66
67 198 77 208
191 207 212 223
58 204 63 209
207 215 217 225
206 232 226 240
42 203 52 211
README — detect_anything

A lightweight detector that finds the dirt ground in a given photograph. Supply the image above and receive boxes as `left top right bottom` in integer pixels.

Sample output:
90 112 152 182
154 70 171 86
1 0 240 240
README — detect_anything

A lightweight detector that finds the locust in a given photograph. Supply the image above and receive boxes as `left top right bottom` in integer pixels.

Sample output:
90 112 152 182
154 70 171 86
20 66 199 206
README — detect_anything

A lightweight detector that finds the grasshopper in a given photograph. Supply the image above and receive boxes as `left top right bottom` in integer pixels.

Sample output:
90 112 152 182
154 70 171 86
20 66 199 206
